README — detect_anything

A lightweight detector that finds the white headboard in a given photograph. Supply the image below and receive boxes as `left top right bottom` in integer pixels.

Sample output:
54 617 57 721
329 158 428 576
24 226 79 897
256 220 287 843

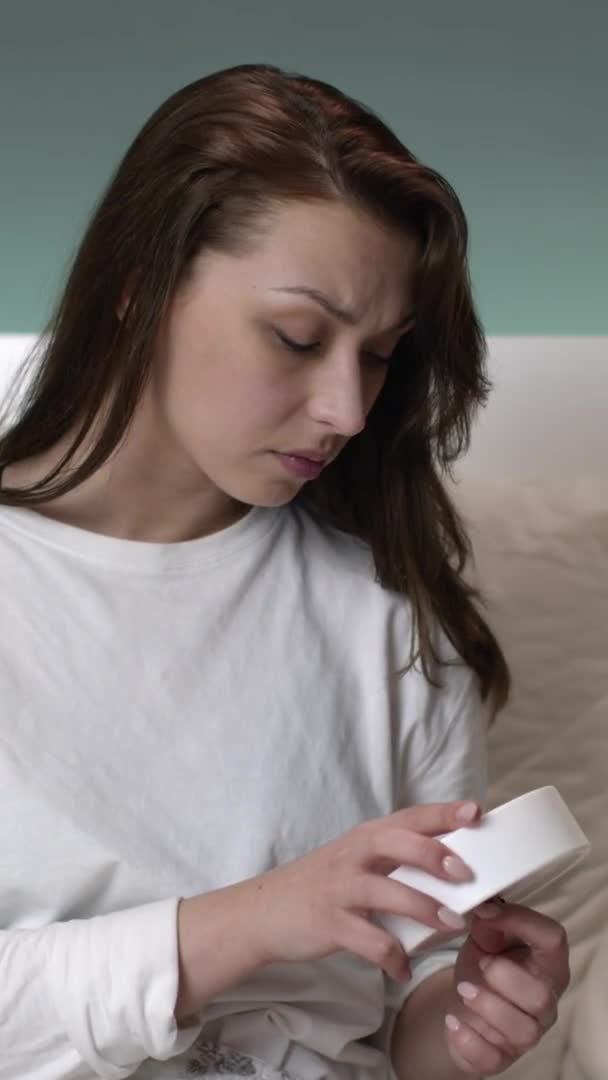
457 336 607 481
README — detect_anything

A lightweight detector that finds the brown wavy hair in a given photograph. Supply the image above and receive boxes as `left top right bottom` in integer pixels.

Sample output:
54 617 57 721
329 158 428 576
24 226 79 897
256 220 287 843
0 62 509 713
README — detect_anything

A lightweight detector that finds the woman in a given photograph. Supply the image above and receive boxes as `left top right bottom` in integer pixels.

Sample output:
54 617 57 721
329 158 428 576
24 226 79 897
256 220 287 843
0 63 568 1080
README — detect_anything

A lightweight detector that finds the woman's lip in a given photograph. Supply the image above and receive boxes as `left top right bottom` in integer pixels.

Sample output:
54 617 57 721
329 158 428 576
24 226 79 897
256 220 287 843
283 452 327 463
274 453 324 479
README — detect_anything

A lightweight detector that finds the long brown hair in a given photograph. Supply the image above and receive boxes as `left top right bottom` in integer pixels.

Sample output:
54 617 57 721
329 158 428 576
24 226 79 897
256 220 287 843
0 62 509 713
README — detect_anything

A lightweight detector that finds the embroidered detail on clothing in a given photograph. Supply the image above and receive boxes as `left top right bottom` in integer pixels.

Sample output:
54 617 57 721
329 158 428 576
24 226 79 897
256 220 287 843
183 1040 298 1080
186 1042 257 1075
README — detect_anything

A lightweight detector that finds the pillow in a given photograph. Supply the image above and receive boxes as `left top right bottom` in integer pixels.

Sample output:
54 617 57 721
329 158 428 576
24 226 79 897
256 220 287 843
450 477 608 1080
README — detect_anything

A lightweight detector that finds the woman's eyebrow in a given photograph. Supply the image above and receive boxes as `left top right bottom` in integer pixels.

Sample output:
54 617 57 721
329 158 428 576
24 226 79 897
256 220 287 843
269 285 414 333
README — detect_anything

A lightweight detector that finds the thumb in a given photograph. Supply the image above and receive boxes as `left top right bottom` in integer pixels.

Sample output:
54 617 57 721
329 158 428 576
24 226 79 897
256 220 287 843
468 917 509 955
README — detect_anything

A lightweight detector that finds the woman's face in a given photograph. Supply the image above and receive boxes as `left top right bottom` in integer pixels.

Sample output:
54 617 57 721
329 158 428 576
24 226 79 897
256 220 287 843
150 197 419 510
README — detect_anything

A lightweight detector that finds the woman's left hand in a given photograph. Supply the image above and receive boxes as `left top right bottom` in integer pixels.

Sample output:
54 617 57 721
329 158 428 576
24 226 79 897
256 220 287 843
443 900 570 1075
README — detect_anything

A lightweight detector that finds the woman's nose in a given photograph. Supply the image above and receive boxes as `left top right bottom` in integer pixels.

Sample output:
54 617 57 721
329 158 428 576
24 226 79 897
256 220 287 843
307 359 371 438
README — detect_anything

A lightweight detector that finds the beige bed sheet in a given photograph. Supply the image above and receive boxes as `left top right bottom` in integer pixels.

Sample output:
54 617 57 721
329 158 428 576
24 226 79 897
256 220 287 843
451 478 608 1080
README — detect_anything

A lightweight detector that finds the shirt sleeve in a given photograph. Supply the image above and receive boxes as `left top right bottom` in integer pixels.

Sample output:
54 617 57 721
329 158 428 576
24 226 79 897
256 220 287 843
0 896 203 1079
385 626 490 1016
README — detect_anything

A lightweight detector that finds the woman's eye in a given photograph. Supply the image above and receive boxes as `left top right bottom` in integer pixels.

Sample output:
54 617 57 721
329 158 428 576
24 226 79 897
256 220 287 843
275 330 319 353
275 330 390 366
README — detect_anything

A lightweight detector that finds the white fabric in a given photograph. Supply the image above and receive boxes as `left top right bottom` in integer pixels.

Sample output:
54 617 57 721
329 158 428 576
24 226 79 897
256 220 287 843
0 498 487 1080
565 922 608 1080
451 477 608 1080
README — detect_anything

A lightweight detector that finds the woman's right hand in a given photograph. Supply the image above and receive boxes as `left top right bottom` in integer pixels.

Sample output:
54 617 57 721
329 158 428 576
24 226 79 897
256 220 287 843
246 800 480 982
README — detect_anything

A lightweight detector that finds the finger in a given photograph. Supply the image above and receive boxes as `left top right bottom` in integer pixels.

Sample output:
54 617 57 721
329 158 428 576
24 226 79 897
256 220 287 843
444 1014 514 1075
358 873 469 936
460 1008 513 1052
471 901 566 956
467 917 511 957
364 824 474 883
390 800 482 836
477 954 559 1028
456 980 546 1054
470 901 570 993
339 910 411 982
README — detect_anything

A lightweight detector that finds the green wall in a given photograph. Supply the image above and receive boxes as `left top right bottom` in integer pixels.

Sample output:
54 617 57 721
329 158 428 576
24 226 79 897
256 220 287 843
1 0 606 334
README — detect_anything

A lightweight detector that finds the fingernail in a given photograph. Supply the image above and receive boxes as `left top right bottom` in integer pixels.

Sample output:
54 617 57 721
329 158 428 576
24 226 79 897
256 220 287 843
457 981 479 1001
442 855 474 882
445 1013 461 1032
474 902 502 919
479 955 492 972
456 802 479 823
438 906 467 929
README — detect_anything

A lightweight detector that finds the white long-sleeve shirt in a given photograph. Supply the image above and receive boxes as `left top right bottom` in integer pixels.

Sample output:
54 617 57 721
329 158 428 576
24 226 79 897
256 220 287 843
0 497 487 1080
